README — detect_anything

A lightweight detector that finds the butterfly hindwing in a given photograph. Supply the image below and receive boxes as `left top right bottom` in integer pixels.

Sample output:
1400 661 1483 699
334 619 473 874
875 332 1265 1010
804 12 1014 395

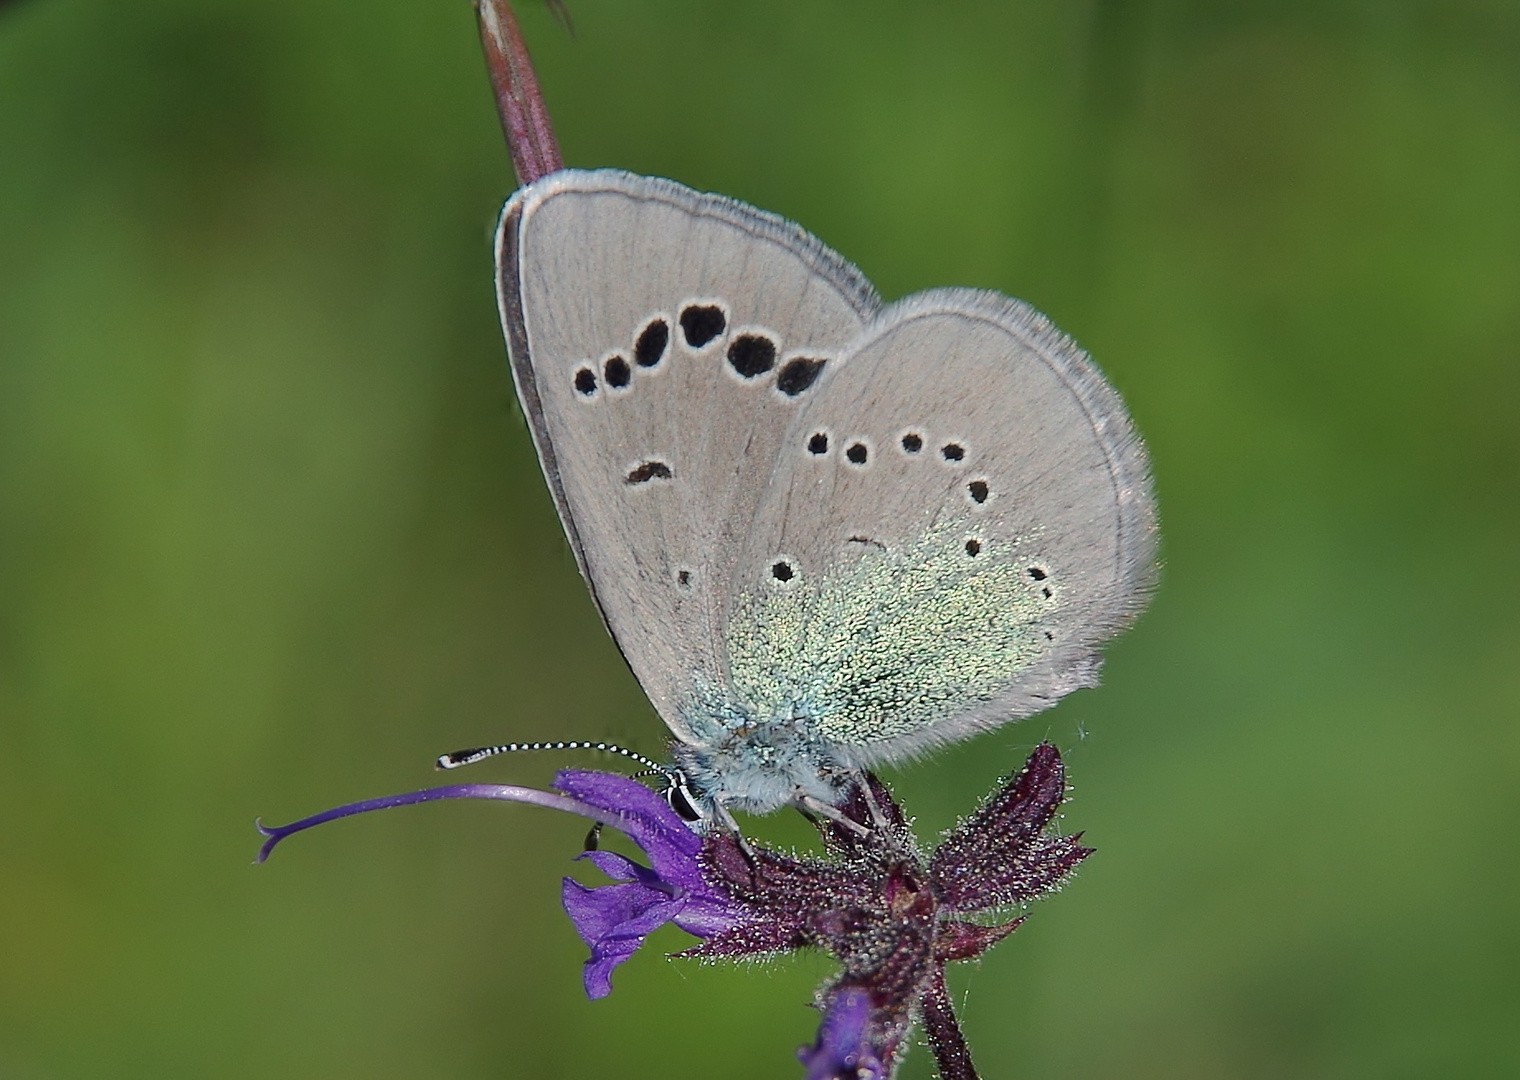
722 289 1156 767
497 170 881 738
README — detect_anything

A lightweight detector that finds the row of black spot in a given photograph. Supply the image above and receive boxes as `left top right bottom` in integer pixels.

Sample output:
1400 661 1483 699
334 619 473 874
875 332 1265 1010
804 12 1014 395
574 320 664 396
805 431 968 463
804 430 991 505
573 302 828 400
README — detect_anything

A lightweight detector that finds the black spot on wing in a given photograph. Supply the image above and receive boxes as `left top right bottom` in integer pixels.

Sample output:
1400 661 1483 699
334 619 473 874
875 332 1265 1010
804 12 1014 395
635 319 670 368
604 354 631 389
776 357 826 396
624 461 673 484
680 304 726 348
727 333 777 379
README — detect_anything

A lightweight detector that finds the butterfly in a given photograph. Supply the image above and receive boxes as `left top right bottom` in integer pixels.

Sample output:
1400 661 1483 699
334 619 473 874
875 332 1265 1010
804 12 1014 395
487 169 1156 828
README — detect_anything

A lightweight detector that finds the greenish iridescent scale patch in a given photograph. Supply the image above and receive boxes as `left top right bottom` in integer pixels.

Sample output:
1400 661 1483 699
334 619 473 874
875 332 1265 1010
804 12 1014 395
723 521 1057 746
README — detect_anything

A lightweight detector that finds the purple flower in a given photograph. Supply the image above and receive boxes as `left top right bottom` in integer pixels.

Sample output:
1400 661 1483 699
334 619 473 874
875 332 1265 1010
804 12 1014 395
258 744 1088 1080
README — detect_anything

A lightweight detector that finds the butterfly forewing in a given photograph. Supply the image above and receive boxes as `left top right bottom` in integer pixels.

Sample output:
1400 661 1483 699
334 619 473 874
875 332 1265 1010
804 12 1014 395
497 170 881 738
722 289 1156 767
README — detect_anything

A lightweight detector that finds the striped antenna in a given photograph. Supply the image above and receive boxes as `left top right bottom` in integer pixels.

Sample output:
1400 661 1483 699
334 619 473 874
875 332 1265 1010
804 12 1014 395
436 740 672 777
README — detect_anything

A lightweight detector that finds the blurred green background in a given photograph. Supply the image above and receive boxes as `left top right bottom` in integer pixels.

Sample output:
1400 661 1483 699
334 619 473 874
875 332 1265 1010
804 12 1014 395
2 0 1517 1077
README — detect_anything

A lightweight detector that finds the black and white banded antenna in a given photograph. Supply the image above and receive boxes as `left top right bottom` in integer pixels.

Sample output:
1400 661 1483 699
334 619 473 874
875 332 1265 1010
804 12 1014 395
437 739 668 774
436 740 703 823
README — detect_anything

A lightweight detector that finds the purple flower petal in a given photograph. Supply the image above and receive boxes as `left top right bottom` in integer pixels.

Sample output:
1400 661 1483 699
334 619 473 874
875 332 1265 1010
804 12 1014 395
562 874 673 945
799 987 887 1080
551 770 708 893
578 849 674 893
562 877 687 998
255 783 621 864
551 770 741 997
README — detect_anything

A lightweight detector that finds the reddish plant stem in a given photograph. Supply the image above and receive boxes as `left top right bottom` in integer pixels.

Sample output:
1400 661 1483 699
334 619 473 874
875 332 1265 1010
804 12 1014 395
475 0 563 186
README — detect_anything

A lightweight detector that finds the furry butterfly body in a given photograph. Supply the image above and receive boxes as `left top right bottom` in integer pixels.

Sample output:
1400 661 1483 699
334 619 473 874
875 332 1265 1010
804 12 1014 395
496 169 1155 819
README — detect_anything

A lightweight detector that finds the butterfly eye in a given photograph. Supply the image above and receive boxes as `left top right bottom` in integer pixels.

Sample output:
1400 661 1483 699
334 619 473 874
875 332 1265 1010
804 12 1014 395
666 782 702 823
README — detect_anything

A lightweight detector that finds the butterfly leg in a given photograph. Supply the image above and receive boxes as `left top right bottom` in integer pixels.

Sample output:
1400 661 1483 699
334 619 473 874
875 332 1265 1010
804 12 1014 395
797 794 873 838
710 800 760 862
854 773 894 833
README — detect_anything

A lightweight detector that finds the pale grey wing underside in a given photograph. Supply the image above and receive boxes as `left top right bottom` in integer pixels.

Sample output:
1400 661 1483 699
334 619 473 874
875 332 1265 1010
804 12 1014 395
723 289 1157 768
496 170 881 741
